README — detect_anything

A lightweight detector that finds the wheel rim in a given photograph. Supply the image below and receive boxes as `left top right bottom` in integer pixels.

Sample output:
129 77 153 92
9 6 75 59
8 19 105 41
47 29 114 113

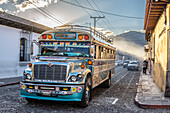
85 83 90 103
109 78 111 85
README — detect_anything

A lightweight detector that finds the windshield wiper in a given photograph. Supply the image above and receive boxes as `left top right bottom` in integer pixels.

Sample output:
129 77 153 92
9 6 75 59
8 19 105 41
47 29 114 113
52 52 64 56
66 52 88 57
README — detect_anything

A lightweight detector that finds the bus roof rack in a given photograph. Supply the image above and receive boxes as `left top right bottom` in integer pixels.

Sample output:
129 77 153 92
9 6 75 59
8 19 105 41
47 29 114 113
53 25 115 48
54 24 104 38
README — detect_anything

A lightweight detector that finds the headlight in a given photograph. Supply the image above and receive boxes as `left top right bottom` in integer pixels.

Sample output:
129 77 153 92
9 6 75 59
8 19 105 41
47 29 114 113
69 75 77 82
68 74 83 82
77 74 83 81
26 73 32 80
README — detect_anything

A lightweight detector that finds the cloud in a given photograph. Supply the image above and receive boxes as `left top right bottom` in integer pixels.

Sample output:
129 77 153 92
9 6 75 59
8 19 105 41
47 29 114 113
139 29 145 33
13 0 17 4
0 8 4 12
15 0 58 12
124 30 145 34
124 30 130 33
0 7 8 12
0 0 8 4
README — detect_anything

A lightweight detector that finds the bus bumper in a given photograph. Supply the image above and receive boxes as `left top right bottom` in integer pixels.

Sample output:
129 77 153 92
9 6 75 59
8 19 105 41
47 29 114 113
20 82 84 102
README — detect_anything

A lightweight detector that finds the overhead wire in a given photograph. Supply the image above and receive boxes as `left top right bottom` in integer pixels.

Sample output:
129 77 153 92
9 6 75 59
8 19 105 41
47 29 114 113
74 0 92 17
74 0 104 28
85 0 104 28
20 0 64 25
86 0 118 35
60 0 144 20
86 0 101 16
91 0 118 35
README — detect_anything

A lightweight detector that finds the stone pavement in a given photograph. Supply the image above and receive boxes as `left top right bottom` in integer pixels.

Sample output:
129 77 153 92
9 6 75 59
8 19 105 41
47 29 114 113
135 71 170 109
0 76 22 87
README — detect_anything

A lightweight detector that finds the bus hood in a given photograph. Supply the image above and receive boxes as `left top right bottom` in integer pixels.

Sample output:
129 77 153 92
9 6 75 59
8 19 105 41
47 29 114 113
34 56 86 72
36 56 86 65
38 56 67 61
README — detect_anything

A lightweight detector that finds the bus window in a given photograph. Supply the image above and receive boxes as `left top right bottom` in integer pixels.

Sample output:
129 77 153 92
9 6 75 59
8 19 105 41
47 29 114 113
39 42 90 57
94 45 97 59
95 45 99 59
98 46 101 59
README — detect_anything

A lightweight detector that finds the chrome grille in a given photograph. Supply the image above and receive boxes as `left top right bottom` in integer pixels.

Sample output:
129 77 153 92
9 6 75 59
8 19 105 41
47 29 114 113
34 64 67 80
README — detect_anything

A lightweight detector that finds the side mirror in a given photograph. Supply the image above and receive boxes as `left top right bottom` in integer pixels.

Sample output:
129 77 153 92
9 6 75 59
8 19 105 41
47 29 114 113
90 45 95 57
33 40 39 45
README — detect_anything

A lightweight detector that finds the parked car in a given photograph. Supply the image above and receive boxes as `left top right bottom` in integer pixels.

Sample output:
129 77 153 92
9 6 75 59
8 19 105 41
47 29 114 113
123 60 130 68
127 61 139 71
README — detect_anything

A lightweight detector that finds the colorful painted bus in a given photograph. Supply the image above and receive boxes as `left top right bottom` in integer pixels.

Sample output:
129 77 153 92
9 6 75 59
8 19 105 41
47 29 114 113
20 25 116 107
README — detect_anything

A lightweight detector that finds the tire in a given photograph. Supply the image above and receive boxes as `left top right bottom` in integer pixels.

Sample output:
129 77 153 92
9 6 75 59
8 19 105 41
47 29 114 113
25 98 37 103
79 77 91 107
102 76 111 88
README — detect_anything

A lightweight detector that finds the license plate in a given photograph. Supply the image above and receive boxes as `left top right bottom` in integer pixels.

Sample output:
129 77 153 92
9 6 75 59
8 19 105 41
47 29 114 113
42 91 51 96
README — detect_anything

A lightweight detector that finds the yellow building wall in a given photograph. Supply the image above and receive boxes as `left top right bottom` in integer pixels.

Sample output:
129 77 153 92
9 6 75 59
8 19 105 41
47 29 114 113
151 5 170 92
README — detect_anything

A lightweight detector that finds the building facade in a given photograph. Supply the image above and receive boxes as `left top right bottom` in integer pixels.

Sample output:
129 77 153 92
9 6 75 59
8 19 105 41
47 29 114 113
144 0 170 96
0 12 52 79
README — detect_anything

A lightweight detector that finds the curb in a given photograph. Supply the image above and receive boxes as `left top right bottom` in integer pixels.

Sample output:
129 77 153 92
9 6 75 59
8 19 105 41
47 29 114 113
134 99 170 109
0 82 20 87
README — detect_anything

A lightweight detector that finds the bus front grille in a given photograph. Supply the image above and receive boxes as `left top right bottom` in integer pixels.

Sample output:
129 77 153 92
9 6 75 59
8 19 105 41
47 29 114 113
34 64 67 80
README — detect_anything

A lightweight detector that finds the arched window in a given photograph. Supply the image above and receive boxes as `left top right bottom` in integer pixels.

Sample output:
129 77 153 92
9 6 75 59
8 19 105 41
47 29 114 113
20 38 27 61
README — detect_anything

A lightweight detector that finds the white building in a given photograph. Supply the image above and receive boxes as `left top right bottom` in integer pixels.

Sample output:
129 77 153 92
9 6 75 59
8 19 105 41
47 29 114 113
0 12 52 79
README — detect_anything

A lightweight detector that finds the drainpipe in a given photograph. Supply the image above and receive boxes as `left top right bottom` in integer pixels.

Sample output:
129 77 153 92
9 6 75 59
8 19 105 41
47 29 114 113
165 6 170 96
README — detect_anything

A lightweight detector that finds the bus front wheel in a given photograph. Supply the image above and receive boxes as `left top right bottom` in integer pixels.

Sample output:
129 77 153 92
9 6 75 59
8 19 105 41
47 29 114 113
25 98 37 103
79 77 91 107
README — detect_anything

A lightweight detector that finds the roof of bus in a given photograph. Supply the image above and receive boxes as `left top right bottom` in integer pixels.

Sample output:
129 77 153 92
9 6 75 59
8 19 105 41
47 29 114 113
92 35 115 48
41 26 116 49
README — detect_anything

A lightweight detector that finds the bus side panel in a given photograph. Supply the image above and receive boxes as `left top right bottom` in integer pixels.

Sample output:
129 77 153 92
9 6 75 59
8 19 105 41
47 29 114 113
92 59 115 88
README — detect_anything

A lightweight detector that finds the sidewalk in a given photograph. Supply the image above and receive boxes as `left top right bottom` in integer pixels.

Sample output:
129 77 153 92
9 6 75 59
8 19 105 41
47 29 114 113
135 71 170 109
0 76 22 87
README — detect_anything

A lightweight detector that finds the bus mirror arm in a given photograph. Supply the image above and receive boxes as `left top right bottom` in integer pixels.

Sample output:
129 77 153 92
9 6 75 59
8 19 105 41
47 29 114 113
33 40 39 46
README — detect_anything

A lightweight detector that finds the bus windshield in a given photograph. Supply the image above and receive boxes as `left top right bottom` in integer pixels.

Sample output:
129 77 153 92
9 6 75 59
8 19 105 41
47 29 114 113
39 42 90 57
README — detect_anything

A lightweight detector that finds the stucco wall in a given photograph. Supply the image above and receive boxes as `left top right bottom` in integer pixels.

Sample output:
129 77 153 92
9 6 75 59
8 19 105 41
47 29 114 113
0 25 40 78
151 5 170 92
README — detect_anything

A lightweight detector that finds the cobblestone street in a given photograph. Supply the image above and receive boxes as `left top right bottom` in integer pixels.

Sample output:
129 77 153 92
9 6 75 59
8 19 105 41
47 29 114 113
0 66 169 113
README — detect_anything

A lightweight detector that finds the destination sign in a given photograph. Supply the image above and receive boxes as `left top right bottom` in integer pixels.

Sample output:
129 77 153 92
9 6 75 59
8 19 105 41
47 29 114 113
40 42 91 48
54 33 76 39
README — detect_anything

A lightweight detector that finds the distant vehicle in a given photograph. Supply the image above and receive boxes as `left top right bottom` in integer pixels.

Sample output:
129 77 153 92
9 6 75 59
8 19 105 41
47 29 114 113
119 60 123 65
115 61 118 67
127 61 139 71
123 60 130 68
115 60 123 66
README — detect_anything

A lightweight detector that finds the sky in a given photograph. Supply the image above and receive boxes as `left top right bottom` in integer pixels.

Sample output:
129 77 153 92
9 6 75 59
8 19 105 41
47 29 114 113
0 0 146 35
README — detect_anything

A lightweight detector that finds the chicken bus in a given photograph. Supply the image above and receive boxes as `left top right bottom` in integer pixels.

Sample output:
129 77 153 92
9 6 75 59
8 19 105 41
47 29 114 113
20 25 116 107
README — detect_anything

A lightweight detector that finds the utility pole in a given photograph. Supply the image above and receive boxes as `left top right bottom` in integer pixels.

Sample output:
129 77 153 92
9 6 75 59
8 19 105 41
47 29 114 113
90 16 105 35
